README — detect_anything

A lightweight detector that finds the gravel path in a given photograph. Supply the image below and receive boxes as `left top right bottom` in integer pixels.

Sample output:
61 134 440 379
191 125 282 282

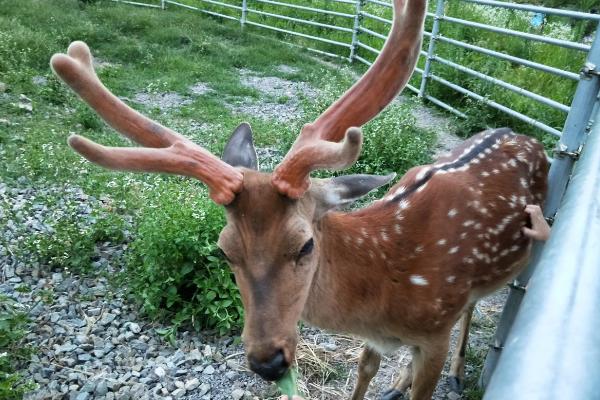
0 65 492 400
1 177 503 400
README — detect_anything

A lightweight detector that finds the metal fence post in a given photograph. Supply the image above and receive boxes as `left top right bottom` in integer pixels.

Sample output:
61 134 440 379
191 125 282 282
419 0 444 97
479 21 600 389
241 0 248 27
161 0 165 9
349 0 364 62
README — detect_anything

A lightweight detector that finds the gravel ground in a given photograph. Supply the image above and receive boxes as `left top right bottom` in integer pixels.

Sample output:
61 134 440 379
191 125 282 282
1 177 503 400
0 65 498 400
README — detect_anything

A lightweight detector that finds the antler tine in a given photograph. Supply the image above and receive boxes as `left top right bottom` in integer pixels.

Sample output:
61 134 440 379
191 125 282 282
272 0 427 198
52 42 243 205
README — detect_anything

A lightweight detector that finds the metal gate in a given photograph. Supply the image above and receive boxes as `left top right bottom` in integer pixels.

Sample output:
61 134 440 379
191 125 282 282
108 0 600 395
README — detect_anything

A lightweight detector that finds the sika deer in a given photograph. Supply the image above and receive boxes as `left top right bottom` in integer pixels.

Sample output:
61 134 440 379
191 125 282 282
50 0 548 397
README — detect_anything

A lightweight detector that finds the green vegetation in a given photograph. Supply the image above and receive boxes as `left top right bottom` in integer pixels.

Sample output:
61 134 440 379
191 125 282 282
124 0 593 146
0 0 432 343
0 295 35 399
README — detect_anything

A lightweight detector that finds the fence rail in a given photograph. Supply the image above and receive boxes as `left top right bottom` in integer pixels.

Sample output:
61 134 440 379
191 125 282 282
108 0 600 394
111 0 598 139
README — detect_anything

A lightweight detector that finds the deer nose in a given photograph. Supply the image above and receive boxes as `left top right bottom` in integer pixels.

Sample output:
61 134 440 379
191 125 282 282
248 349 289 381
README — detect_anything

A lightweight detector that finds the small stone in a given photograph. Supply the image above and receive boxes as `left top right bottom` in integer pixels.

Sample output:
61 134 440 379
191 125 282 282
202 365 215 375
185 378 200 391
231 388 245 400
198 383 211 396
225 371 238 380
75 393 90 400
172 388 186 398
100 313 116 326
154 366 166 378
187 348 202 361
78 354 92 362
60 358 77 367
202 345 212 358
447 392 461 400
80 381 95 393
95 381 108 396
128 322 141 334
87 307 102 316
57 344 77 354
226 360 240 370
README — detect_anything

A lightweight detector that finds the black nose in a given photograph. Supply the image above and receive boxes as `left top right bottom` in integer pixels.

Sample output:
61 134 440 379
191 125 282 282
248 349 289 381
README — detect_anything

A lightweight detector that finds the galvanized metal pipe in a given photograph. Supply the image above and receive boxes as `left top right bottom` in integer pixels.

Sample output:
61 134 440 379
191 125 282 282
436 35 580 81
241 0 248 25
430 73 562 136
433 55 571 112
367 0 392 8
245 20 353 48
112 0 163 8
441 15 590 52
254 0 355 18
419 0 445 97
166 0 239 19
483 100 600 400
358 26 387 40
349 0 364 61
247 9 353 32
480 22 600 388
360 11 392 25
463 0 600 21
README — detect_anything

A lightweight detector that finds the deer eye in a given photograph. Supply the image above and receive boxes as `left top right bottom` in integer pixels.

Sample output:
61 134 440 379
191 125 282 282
217 247 232 263
297 238 314 260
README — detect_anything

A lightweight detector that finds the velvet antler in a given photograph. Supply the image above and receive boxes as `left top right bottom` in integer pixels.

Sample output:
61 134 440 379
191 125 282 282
51 41 243 205
272 0 427 198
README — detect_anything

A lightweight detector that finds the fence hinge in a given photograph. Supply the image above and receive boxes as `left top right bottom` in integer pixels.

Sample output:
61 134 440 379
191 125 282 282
580 62 600 80
507 280 526 292
553 143 581 161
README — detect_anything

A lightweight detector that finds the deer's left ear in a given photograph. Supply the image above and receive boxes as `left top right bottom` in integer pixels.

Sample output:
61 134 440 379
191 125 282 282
222 122 258 170
313 173 396 212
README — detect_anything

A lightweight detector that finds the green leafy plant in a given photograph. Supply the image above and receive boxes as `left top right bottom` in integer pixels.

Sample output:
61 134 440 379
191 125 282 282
126 180 243 337
0 295 35 399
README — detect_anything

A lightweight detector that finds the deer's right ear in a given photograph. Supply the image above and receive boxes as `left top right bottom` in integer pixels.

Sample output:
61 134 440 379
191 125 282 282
222 122 258 170
312 173 397 214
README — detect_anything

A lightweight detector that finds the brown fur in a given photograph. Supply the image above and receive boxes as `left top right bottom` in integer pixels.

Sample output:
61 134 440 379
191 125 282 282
219 130 548 399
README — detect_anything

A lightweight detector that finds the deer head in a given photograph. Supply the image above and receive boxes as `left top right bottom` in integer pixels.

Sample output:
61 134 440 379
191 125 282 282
51 0 426 383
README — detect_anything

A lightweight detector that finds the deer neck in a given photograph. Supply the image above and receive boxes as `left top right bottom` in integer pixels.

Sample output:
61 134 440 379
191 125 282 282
302 203 414 332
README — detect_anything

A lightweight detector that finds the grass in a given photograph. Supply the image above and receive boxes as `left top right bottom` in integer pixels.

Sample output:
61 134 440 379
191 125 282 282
0 0 435 381
119 0 594 147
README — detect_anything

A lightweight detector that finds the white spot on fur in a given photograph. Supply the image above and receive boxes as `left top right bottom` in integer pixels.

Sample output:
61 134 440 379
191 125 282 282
520 178 529 188
356 237 364 245
415 245 424 253
437 239 447 246
399 199 411 210
394 224 402 234
448 209 458 218
410 275 428 286
381 230 390 242
449 246 459 254
463 220 475 227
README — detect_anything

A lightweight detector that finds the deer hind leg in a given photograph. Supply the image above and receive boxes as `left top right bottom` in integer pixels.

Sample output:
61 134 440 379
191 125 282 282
380 352 414 400
448 303 475 394
350 345 381 400
408 336 450 400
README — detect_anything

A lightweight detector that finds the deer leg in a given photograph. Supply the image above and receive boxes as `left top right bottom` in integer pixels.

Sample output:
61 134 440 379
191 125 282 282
408 338 449 400
380 355 413 400
448 303 475 394
350 345 381 400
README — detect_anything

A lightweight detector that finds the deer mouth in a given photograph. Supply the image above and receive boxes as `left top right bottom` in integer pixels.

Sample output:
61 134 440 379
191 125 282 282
248 349 290 381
